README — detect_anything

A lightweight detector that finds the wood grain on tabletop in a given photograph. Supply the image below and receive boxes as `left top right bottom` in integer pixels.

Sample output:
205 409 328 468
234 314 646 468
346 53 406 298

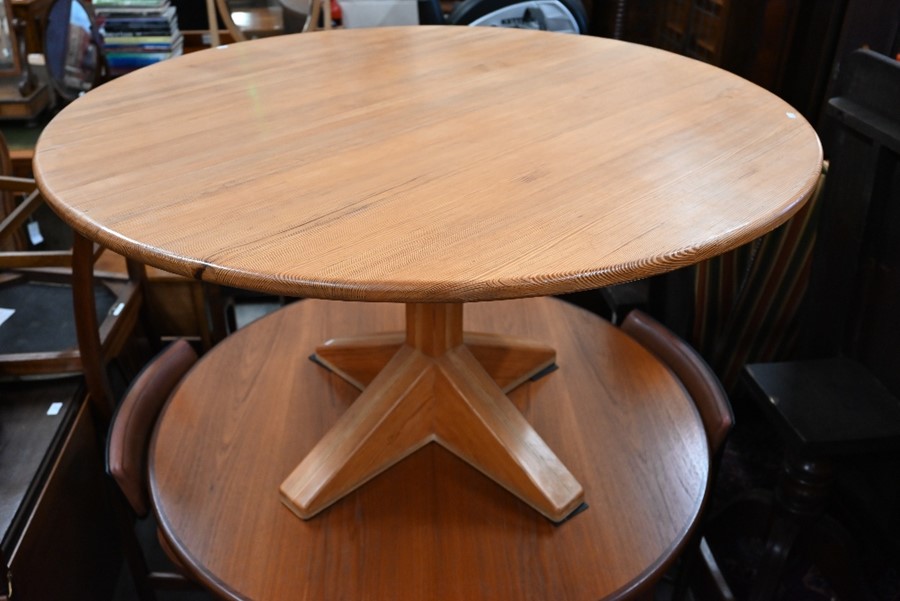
33 26 822 303
150 297 709 601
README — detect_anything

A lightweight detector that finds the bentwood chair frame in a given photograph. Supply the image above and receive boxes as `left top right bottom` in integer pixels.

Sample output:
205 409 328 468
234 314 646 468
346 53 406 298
621 308 736 600
0 132 152 424
106 339 202 601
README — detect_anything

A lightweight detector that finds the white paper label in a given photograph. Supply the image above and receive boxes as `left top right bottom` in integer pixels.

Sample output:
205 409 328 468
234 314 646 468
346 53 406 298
27 221 44 245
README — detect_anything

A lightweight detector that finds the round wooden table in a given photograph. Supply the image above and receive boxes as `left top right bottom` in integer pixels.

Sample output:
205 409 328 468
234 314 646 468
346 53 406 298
34 27 820 522
151 297 708 601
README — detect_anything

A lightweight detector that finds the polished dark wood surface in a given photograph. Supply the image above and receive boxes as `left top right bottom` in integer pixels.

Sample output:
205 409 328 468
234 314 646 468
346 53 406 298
151 297 709 601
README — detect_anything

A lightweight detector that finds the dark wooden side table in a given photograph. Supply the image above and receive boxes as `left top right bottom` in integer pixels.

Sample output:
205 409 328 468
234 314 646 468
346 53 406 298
704 48 900 601
742 359 900 601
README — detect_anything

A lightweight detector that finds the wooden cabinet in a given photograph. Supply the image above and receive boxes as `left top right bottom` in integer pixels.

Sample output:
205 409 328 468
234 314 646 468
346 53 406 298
1 381 121 601
9 0 53 56
0 0 50 121
648 0 900 128
658 0 730 64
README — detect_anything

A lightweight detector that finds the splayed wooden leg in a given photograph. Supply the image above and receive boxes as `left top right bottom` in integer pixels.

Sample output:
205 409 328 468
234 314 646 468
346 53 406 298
282 303 583 522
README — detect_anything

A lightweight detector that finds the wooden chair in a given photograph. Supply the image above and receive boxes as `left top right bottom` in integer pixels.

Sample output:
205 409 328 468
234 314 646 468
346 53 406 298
0 131 153 424
620 308 736 601
209 0 295 45
106 339 203 601
211 0 248 42
305 0 332 31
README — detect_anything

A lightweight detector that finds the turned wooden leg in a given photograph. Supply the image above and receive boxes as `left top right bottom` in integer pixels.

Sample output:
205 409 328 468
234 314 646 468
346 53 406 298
281 303 584 522
749 449 834 601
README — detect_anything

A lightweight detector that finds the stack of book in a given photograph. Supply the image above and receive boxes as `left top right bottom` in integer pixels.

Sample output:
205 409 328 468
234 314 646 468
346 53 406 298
94 0 184 76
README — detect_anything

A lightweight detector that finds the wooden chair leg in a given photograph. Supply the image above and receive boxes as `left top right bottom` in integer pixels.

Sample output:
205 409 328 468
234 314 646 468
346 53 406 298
125 257 160 353
201 282 228 347
109 488 158 601
73 232 116 423
308 0 321 30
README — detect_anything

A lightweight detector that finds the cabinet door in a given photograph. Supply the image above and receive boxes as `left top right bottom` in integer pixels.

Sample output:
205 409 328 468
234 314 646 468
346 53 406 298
659 0 731 64
8 399 121 601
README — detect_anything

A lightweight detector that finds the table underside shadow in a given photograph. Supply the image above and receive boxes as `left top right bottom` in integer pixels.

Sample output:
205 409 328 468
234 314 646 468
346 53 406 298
279 302 585 522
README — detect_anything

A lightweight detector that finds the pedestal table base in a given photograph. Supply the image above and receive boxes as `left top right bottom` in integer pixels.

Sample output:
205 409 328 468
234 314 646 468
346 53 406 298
280 303 585 522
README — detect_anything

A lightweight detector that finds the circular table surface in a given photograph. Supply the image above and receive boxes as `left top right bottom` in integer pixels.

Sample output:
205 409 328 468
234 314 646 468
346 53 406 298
150 297 709 601
34 27 821 303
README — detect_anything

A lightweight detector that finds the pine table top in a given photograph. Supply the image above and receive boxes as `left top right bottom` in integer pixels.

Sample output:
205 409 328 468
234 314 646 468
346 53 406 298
35 26 822 302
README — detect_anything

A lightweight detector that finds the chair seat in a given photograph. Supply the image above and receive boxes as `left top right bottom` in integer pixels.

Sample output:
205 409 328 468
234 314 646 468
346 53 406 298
0 276 117 356
1 133 151 411
744 358 900 456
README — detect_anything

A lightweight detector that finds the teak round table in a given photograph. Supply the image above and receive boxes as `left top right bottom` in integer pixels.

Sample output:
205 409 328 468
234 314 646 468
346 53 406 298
34 27 820 526
152 297 706 600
